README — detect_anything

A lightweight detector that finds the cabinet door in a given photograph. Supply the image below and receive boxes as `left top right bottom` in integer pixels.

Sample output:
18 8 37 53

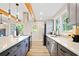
50 39 57 56
68 3 76 25
9 42 22 56
0 43 20 56
20 41 26 56
46 37 57 56
11 48 21 56
46 37 50 52
50 42 57 56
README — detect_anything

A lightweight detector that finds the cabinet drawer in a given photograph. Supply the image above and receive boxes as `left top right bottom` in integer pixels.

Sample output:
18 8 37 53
0 37 29 56
0 50 11 56
0 47 18 56
10 42 22 54
50 43 57 56
0 42 22 56
58 44 77 56
10 48 21 56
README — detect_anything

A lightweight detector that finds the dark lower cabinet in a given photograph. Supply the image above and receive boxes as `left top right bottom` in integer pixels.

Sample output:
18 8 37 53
0 36 31 56
46 36 57 56
11 48 21 56
20 39 29 56
58 44 77 56
46 36 51 52
46 36 77 56
50 41 57 56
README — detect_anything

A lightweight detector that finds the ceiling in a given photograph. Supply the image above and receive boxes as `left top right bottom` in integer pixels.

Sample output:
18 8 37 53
31 3 65 20
0 3 65 23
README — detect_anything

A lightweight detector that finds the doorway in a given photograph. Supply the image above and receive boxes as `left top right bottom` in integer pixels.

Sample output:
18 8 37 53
31 21 44 42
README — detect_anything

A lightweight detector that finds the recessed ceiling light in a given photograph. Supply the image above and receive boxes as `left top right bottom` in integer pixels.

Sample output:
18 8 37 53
40 17 43 20
40 12 43 16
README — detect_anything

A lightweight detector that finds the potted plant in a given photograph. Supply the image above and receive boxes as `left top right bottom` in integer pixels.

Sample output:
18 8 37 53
16 23 24 36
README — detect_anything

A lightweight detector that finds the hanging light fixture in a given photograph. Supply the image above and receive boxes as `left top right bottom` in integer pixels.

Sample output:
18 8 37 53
16 3 19 21
0 13 2 24
8 3 11 19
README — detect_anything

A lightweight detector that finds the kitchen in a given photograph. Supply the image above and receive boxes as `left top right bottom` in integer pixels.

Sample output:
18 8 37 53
0 3 79 56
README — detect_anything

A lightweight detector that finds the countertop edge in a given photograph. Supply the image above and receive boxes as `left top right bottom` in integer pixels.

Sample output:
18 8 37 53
46 34 79 56
0 36 30 54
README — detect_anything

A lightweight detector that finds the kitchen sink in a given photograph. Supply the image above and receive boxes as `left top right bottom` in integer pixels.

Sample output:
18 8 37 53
50 35 60 37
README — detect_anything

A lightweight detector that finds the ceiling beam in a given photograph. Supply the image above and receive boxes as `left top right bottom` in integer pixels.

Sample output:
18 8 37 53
0 8 21 23
24 3 36 21
24 3 33 14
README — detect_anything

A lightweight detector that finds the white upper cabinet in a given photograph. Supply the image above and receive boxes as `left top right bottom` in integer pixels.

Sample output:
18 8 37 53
77 3 79 26
67 3 76 25
67 3 79 26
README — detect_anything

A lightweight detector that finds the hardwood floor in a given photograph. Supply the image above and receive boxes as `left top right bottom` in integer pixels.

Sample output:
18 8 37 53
27 41 50 56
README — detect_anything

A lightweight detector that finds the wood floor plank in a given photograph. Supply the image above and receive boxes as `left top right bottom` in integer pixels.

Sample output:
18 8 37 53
27 41 50 56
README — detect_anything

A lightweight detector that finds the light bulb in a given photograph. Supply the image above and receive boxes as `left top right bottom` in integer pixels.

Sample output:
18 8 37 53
17 19 18 21
8 15 11 18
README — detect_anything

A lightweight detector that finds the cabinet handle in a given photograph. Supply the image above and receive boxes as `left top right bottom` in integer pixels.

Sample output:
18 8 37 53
24 40 26 43
5 52 10 56
60 49 66 53
14 55 16 56
17 44 21 47
26 44 27 47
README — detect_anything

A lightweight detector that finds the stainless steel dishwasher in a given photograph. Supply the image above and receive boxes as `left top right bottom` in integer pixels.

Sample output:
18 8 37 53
46 36 57 56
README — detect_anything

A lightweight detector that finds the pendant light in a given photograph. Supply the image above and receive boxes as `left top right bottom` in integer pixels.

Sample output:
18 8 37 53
8 3 11 19
16 3 19 21
0 13 2 24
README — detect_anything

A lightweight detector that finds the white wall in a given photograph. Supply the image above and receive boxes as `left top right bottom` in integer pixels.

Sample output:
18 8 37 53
23 21 32 35
46 20 54 34
23 20 44 41
31 21 44 41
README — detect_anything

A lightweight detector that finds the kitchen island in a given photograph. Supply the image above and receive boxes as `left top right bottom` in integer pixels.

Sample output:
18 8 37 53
0 35 31 56
46 34 79 56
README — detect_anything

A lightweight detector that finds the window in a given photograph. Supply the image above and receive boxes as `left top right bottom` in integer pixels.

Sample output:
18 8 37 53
62 12 73 32
56 17 60 32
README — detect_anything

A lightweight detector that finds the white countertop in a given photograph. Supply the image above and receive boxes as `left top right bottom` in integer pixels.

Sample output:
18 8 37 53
0 36 29 53
46 34 79 56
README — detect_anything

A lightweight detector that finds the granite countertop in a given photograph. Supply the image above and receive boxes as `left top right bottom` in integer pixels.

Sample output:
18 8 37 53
46 34 79 56
0 36 29 53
